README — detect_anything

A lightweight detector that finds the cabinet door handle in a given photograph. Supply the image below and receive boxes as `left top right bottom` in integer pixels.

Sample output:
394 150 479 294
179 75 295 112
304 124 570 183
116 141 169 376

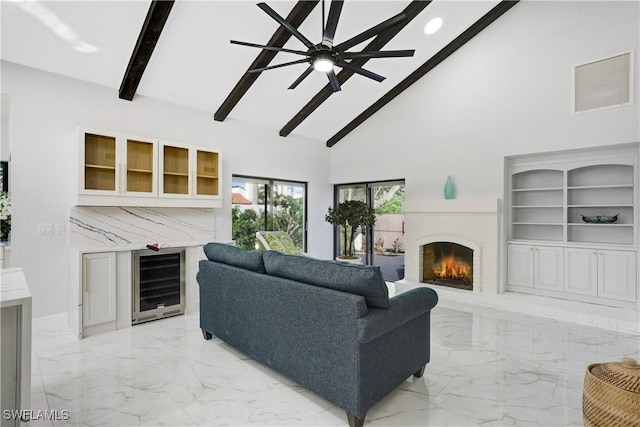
83 258 89 293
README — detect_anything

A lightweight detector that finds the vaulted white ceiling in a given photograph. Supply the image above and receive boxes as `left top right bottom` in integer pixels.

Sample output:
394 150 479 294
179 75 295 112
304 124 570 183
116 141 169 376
1 0 504 144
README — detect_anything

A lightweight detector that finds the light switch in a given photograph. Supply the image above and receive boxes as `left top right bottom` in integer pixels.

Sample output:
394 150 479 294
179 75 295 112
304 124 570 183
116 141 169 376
38 223 53 235
55 224 65 235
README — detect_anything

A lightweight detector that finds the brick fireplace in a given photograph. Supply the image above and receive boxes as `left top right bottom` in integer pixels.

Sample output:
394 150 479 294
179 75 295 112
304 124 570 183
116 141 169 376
403 199 500 294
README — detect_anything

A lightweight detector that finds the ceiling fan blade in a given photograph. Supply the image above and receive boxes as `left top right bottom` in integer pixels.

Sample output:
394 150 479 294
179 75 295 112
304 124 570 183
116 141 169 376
248 58 310 73
336 61 385 82
341 49 415 59
257 2 316 50
327 69 341 92
322 0 344 47
335 13 407 52
230 40 309 56
288 65 314 89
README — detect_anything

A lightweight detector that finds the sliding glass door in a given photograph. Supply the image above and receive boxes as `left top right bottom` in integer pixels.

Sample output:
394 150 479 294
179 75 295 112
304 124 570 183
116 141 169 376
232 175 307 251
334 180 405 281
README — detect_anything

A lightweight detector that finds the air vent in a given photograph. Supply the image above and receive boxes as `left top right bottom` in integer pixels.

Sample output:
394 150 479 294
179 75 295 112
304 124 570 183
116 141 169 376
573 51 634 113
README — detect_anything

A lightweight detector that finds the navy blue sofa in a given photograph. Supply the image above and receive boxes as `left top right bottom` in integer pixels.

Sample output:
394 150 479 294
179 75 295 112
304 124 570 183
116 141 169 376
197 243 439 427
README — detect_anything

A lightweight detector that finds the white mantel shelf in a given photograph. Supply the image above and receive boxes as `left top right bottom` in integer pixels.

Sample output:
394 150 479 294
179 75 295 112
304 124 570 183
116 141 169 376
403 198 500 213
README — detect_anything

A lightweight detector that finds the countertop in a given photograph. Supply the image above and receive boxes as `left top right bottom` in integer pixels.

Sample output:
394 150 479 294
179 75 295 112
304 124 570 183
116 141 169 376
1 268 31 308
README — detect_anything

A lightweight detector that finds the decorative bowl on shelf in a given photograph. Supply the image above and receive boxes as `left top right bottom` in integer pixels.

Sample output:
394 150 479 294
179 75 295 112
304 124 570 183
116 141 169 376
580 214 619 224
581 215 601 223
599 214 619 223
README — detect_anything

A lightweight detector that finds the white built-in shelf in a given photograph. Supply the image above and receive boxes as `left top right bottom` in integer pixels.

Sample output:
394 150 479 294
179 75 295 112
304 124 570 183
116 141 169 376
506 144 639 310
568 223 633 227
512 222 563 226
568 184 633 190
512 187 563 192
572 203 633 208
513 205 563 208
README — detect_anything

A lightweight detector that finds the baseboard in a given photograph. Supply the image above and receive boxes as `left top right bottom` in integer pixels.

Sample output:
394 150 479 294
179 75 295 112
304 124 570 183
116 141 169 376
32 312 69 332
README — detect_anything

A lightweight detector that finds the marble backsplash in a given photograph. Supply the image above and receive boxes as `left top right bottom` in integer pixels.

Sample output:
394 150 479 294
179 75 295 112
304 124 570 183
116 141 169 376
70 206 216 249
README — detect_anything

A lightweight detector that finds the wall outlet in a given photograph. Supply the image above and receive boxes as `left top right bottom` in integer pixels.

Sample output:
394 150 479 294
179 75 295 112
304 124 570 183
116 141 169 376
54 224 65 235
38 223 53 235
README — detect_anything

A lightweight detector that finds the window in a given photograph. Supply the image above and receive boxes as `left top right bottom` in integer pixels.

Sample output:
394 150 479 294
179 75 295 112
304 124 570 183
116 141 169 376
232 175 307 251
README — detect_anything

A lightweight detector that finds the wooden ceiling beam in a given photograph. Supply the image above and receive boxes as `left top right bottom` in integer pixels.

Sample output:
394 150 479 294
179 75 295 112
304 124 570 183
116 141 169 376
214 1 320 122
119 0 175 101
326 0 519 147
279 1 431 138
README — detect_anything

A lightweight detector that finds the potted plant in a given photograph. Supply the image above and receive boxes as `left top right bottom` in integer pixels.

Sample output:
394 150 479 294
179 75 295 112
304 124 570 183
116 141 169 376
325 200 376 262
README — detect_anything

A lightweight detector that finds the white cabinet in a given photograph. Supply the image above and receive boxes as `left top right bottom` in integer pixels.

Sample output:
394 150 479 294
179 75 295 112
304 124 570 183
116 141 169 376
506 144 639 309
598 250 637 301
507 244 563 291
564 248 637 302
77 128 221 207
0 269 31 426
78 129 158 200
82 252 116 327
159 142 220 199
564 248 598 296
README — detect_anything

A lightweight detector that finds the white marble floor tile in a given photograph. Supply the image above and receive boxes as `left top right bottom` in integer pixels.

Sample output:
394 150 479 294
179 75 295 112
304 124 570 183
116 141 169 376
29 299 640 426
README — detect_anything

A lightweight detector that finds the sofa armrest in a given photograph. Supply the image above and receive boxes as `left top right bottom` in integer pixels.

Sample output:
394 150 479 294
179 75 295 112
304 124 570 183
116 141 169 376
357 287 438 344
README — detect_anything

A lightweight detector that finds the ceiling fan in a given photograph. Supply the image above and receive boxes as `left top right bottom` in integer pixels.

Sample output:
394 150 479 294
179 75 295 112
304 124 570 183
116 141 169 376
230 0 416 92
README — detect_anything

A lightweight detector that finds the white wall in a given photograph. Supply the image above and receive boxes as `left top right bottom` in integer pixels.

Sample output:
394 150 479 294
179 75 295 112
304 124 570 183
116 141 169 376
330 1 640 199
1 61 333 318
1 93 10 161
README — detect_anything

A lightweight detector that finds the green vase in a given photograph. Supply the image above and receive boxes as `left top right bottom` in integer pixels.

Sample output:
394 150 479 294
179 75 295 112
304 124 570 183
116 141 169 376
444 176 455 199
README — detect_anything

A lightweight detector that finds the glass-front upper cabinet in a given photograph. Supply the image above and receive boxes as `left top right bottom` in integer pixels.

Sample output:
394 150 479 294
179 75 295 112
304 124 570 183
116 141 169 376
159 142 220 199
78 129 158 198
124 138 157 195
82 132 118 193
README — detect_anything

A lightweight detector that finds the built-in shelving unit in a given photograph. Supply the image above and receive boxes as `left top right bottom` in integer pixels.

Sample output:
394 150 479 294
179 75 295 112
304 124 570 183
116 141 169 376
159 142 220 199
510 169 564 242
162 145 190 195
77 128 221 208
196 150 219 196
126 139 154 193
505 144 639 310
84 133 117 191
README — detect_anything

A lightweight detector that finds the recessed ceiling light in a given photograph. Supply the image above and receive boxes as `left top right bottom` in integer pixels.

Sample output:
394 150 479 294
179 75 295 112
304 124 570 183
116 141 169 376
424 17 443 35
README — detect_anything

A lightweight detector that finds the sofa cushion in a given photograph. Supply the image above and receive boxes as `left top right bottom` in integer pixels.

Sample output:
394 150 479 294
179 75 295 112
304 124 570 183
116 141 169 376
262 251 390 308
203 243 266 273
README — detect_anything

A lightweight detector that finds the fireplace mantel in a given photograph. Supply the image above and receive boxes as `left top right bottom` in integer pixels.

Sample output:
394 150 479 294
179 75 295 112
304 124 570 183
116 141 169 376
403 198 499 214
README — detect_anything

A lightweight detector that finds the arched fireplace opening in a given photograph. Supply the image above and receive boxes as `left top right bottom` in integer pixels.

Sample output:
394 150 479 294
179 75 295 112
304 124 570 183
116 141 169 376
422 242 474 291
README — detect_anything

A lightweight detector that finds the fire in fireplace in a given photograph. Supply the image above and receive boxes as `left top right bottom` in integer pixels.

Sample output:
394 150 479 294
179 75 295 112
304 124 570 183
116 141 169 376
422 242 473 291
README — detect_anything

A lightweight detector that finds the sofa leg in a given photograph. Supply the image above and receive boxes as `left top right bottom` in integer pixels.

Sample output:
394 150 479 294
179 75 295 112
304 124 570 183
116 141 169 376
201 329 212 340
346 412 366 427
413 366 426 378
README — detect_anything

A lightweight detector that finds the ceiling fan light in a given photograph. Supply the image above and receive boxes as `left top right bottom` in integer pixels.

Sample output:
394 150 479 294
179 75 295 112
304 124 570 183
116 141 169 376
313 57 334 73
424 17 443 35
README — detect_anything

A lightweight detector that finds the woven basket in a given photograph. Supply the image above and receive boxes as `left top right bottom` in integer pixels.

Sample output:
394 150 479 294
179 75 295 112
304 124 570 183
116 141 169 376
583 357 640 427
